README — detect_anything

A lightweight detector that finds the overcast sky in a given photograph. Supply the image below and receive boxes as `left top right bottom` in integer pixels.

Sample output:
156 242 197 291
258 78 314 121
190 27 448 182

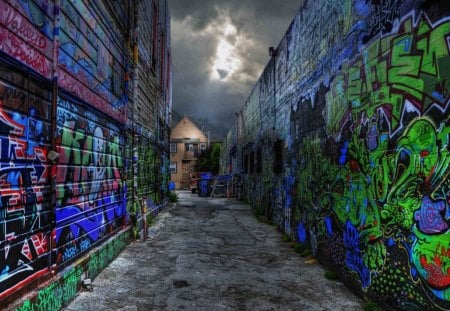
169 0 302 139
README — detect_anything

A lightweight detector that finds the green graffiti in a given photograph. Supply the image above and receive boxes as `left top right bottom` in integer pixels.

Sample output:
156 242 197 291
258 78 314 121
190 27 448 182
36 282 61 311
135 138 160 203
15 266 82 311
61 266 82 305
411 227 450 301
61 125 85 165
87 231 128 279
108 134 123 179
298 13 450 305
87 250 101 279
326 17 450 137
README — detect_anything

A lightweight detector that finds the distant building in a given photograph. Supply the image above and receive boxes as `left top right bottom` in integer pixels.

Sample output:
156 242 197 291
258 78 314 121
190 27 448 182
170 116 208 189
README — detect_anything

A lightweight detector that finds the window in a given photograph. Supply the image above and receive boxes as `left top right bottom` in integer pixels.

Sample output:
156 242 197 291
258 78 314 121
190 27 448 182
250 152 255 174
170 162 177 174
186 144 194 152
200 143 207 151
273 139 283 174
170 143 177 153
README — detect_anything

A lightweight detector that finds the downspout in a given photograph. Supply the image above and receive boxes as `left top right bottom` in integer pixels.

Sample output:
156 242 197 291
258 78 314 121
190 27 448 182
272 48 277 136
48 0 61 272
131 0 139 232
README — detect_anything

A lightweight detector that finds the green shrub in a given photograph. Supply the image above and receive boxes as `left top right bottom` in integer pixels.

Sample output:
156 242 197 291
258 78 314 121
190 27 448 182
363 301 382 311
282 233 291 242
168 191 178 203
288 241 297 248
146 213 154 225
299 249 312 257
294 244 306 253
324 270 339 280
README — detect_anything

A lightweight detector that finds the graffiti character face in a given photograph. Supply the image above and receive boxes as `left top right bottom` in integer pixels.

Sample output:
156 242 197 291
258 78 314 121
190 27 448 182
380 118 450 300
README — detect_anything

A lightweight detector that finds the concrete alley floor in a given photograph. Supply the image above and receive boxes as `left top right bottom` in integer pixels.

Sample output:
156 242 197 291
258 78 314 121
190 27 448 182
65 191 364 311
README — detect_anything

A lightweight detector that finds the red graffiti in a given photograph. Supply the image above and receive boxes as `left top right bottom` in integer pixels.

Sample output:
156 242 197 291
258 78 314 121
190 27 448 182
30 233 48 256
0 105 24 135
349 159 360 172
0 28 51 78
0 2 48 51
419 255 450 289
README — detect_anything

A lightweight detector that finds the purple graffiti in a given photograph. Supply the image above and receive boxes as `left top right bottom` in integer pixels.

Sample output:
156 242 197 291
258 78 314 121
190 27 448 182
414 196 448 234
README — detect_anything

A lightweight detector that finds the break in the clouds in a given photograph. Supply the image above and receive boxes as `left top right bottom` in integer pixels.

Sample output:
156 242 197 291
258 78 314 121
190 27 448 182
169 0 302 139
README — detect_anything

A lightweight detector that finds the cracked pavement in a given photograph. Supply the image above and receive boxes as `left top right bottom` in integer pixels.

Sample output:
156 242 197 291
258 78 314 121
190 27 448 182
65 191 363 311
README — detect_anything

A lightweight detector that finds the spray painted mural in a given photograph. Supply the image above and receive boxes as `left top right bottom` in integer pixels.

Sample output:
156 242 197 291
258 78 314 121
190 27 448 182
57 0 128 123
0 65 52 300
223 1 450 309
0 0 172 306
55 98 126 265
0 1 54 80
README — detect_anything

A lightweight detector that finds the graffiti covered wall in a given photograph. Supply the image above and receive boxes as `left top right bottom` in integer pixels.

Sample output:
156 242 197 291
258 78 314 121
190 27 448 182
222 0 450 309
0 0 171 307
16 229 130 311
0 60 52 300
55 98 126 265
58 0 128 124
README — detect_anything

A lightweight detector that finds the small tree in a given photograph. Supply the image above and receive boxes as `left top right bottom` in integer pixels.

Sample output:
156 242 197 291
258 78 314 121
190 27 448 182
196 143 221 174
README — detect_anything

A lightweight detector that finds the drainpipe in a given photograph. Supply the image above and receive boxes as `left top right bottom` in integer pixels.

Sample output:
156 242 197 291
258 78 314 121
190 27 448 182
48 0 61 273
131 0 139 229
269 47 277 135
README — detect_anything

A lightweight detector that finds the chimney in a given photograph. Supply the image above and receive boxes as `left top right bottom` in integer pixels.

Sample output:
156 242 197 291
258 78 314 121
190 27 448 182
269 46 277 57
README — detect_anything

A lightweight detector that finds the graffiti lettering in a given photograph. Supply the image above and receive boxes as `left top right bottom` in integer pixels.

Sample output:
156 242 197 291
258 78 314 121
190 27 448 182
0 2 47 49
55 100 125 265
0 29 51 78
16 266 82 311
0 96 50 299
225 1 450 308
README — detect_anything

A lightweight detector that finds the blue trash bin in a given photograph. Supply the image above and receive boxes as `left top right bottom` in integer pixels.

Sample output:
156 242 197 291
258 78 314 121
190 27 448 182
198 172 213 197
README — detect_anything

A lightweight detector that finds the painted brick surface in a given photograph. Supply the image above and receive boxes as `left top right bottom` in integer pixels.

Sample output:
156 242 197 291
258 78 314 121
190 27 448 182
15 228 131 311
0 60 53 301
222 1 450 309
0 0 171 308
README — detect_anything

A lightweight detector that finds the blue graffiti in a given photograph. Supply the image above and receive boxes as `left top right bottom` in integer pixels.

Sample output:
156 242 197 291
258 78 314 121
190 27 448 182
17 0 52 37
79 238 91 252
339 141 349 166
55 193 126 255
297 223 307 243
325 217 333 236
387 238 396 247
11 108 46 155
0 106 49 289
63 245 78 262
343 221 371 288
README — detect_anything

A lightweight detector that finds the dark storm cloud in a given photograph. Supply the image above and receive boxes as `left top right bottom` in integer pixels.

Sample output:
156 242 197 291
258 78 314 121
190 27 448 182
169 0 302 140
